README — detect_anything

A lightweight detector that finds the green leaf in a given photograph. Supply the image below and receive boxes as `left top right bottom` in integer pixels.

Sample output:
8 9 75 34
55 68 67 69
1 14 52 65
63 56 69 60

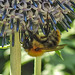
0 45 10 50
2 61 10 75
55 50 64 60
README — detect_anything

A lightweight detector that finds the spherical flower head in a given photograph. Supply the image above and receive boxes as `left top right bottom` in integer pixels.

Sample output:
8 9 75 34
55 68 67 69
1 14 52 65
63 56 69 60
0 0 75 56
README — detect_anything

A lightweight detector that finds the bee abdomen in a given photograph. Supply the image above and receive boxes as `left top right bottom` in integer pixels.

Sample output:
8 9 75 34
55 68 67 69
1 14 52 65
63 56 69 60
47 29 61 47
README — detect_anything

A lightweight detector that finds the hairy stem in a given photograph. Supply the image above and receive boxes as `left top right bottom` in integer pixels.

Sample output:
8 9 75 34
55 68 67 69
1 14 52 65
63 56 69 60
10 32 21 75
34 56 41 75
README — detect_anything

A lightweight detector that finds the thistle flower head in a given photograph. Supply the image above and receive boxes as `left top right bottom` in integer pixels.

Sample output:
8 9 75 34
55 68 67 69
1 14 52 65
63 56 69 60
0 0 75 49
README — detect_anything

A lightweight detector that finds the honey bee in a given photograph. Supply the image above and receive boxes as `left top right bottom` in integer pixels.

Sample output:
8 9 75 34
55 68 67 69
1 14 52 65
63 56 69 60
23 29 66 57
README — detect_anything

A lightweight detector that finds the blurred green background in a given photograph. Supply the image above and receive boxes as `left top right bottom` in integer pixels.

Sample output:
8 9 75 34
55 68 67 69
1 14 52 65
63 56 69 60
0 20 75 75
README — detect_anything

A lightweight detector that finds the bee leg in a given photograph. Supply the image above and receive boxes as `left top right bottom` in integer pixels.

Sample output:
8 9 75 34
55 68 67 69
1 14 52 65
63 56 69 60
44 12 51 36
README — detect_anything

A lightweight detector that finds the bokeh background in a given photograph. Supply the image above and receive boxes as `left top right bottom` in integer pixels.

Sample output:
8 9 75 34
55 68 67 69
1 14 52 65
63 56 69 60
0 20 75 75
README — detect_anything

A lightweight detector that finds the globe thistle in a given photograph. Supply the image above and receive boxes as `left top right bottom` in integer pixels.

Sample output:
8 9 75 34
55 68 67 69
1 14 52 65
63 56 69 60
0 0 75 48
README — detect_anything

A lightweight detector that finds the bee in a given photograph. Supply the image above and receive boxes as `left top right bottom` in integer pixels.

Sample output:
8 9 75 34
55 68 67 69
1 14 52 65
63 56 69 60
23 29 66 57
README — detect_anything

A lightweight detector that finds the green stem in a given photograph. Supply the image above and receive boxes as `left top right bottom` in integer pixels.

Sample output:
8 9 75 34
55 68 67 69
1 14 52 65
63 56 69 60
10 32 21 75
34 56 41 75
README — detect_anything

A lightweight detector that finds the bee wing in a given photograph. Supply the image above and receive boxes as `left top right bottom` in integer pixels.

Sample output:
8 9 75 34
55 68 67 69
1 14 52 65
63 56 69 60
42 44 67 52
54 44 67 50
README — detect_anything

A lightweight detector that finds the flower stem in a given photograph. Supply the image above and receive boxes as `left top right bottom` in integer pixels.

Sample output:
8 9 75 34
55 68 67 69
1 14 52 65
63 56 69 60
34 56 41 75
10 32 21 75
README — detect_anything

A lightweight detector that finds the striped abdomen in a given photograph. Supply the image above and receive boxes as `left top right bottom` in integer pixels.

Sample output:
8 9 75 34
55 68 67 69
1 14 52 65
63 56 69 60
44 29 61 47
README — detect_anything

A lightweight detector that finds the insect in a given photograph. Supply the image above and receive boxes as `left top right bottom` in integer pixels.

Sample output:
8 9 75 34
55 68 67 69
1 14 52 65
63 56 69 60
23 29 66 57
